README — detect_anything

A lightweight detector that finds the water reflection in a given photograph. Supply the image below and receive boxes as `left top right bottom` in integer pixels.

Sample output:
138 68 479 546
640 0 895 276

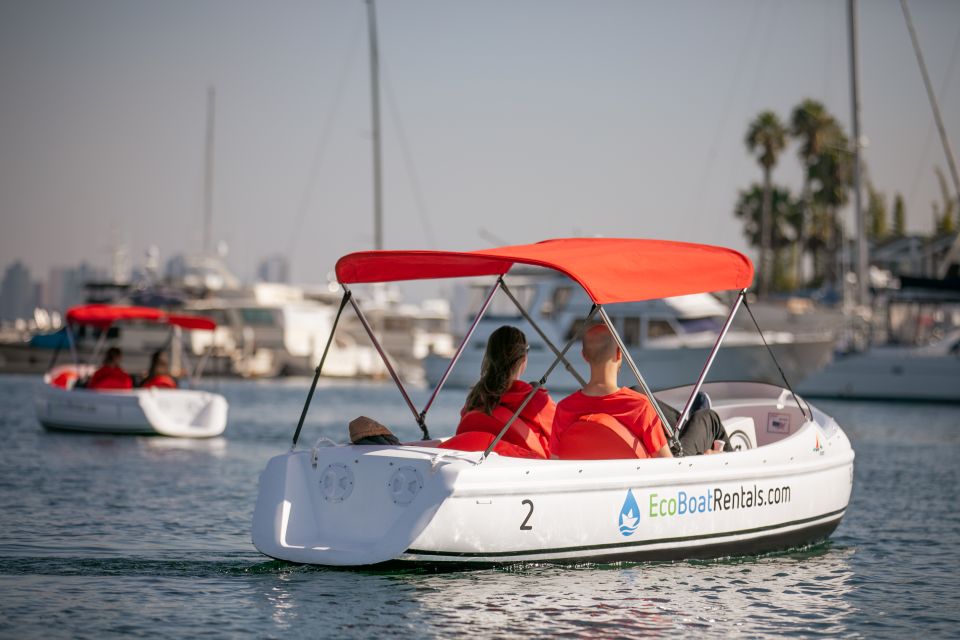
139 436 227 457
254 547 857 637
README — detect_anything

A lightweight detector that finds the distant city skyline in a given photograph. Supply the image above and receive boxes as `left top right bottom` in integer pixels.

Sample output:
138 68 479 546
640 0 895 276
1 0 958 290
0 250 295 321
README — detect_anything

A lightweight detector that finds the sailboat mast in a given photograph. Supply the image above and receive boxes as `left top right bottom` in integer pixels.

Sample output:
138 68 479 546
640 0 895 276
900 0 960 277
203 85 216 254
366 0 383 251
847 0 868 307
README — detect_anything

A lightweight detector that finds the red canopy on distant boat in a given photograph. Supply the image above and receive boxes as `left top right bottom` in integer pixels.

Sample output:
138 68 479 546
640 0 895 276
66 305 217 331
164 314 217 331
335 238 754 304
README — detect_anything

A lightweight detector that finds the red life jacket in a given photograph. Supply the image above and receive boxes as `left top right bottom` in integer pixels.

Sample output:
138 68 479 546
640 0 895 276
87 365 133 390
453 381 556 459
142 375 177 389
555 413 647 460
437 431 541 459
455 407 548 459
552 388 667 457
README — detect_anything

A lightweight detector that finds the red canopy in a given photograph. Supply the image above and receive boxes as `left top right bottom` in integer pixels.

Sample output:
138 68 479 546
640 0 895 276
166 314 217 331
335 238 754 304
66 305 217 331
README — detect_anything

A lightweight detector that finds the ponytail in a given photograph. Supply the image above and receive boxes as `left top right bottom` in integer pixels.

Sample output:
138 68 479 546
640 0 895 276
464 326 528 415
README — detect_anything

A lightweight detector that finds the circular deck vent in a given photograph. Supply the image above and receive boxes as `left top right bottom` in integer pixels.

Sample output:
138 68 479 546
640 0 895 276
319 463 354 502
388 466 423 506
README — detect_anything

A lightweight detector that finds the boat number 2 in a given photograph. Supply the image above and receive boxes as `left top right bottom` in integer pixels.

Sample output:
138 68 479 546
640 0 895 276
520 499 534 530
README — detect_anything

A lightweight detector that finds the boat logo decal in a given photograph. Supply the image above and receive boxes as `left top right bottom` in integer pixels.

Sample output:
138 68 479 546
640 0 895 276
648 484 793 518
813 434 824 455
618 489 641 537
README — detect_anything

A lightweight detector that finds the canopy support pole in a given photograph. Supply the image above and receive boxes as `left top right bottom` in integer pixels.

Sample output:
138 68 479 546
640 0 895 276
291 290 352 449
192 347 212 384
499 279 587 388
483 304 600 459
66 325 78 366
348 292 430 439
47 331 66 372
418 277 503 425
674 290 745 436
597 307 679 453
741 295 812 420
89 327 109 369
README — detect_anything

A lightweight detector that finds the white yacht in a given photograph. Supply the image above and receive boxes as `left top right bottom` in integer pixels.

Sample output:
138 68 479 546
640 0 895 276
798 328 960 402
425 273 835 391
185 283 384 378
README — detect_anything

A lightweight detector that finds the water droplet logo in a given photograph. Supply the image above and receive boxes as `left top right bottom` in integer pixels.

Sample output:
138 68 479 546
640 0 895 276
619 489 640 537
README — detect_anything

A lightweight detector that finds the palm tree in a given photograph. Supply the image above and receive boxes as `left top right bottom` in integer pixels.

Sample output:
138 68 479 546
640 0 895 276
734 184 803 291
790 99 835 285
893 193 906 236
808 126 854 286
745 111 788 296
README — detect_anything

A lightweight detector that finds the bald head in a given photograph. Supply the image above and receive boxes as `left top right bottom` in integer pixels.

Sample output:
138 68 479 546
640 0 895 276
582 324 618 365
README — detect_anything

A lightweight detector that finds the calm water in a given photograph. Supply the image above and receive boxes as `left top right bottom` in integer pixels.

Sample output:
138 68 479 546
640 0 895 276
1 374 958 639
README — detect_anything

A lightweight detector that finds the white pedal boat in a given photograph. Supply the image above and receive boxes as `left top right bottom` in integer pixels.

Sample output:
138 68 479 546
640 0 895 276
252 238 855 566
34 305 228 438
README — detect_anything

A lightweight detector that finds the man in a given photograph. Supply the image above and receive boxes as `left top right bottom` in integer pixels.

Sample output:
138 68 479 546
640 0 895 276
551 324 730 458
86 347 133 390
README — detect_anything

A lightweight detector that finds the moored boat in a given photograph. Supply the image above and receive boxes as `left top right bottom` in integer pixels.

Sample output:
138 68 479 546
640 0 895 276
797 328 960 403
424 275 835 391
252 238 854 566
34 305 228 438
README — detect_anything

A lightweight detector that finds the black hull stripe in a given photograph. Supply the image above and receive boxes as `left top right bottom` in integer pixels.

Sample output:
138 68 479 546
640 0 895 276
406 508 846 559
40 420 156 435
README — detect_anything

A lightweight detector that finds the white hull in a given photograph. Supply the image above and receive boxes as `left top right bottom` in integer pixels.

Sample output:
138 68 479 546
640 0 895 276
35 382 228 438
426 338 836 391
252 382 853 566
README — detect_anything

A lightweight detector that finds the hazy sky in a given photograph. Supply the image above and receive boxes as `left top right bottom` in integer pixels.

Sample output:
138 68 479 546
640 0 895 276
1 0 958 288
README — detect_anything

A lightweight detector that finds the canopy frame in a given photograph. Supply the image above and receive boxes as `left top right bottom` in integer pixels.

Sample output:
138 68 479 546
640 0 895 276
348 290 430 439
499 280 587 388
59 306 218 384
292 290 353 448
289 271 591 449
289 239 819 457
673 290 745 439
417 277 504 427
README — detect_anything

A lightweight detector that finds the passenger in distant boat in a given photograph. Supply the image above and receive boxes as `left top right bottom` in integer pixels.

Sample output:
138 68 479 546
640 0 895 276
141 350 178 389
552 324 730 459
439 326 556 459
86 347 133 390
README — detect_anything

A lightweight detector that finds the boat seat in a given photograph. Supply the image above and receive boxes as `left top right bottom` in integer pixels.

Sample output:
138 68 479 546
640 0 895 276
456 408 548 459
721 416 757 451
555 413 646 460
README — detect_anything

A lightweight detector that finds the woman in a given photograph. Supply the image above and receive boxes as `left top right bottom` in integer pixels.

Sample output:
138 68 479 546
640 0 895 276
141 350 177 389
440 326 556 458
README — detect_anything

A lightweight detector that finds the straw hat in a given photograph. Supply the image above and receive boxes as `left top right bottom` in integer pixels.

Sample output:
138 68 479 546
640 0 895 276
348 416 394 443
